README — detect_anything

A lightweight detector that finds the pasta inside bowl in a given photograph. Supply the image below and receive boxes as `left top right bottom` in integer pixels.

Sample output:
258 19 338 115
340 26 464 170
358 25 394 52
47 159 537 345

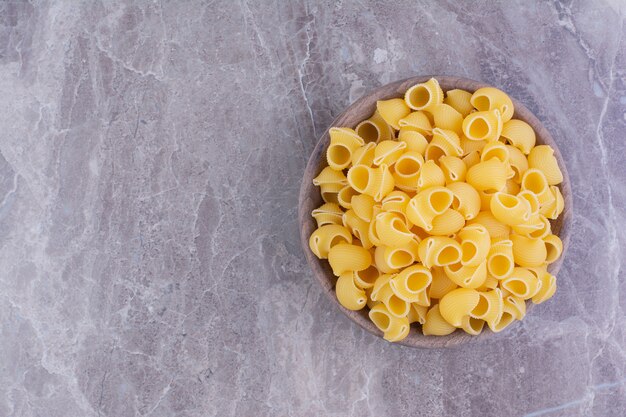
299 76 572 348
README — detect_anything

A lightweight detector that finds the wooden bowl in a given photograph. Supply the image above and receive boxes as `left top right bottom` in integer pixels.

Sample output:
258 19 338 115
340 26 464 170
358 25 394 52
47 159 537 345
298 76 573 348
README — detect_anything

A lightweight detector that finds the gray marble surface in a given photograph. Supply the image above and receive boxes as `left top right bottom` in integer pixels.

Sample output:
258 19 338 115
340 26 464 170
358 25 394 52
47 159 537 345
0 0 624 416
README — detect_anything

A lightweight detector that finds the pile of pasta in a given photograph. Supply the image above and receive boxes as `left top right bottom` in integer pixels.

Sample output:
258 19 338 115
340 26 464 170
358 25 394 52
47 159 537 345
309 78 565 342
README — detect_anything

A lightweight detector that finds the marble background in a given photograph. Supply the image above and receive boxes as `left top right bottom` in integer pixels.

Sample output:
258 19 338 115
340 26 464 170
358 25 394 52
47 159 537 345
0 0 624 416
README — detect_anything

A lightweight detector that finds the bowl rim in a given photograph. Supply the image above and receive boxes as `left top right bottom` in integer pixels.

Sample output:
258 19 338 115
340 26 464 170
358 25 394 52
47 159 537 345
298 75 573 348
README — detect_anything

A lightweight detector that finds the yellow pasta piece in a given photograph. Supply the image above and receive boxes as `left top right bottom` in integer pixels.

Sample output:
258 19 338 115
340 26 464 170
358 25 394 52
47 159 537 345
373 140 407 166
466 158 508 191
539 185 565 219
347 164 395 202
398 111 433 136
309 225 353 259
406 186 454 231
425 128 463 161
351 194 376 222
369 303 410 342
430 209 465 236
404 78 444 111
355 110 393 143
390 265 432 302
429 266 458 299
444 89 474 117
422 304 457 336
528 145 563 185
398 129 429 154
543 234 563 264
501 119 536 154
351 142 377 167
506 145 528 183
337 185 359 209
510 234 547 267
431 103 463 134
336 272 367 310
501 267 542 299
328 243 372 276
383 238 419 270
407 303 428 324
521 169 554 206
353 265 380 289
518 190 540 215
377 98 411 130
470 86 514 122
447 181 481 220
460 316 486 335
342 209 373 249
418 236 462 268
326 127 365 170
439 156 467 184
486 239 514 279
512 213 551 239
417 159 446 190
468 211 511 239
460 135 487 156
490 192 532 226
531 271 557 304
375 212 414 247
480 141 510 165
439 288 480 327
392 151 424 192
444 260 488 289
311 202 344 227
375 284 412 318
458 224 491 266
470 288 503 328
462 109 501 142
313 166 348 187
462 150 481 170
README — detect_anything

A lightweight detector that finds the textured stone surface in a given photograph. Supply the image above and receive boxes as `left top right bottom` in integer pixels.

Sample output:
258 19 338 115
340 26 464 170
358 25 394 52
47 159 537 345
0 1 624 416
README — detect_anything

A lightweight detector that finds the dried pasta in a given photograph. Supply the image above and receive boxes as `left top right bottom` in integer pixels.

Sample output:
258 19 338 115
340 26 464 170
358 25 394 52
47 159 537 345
309 78 566 342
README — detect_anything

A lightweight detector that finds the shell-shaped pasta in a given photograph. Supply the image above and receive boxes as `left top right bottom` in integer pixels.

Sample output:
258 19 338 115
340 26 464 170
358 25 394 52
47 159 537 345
326 127 365 170
426 128 463 161
487 239 515 279
540 185 564 219
506 145 528 183
510 233 547 267
336 272 367 310
478 189 497 212
356 110 393 143
405 78 444 111
504 179 521 195
458 224 491 266
351 194 376 222
418 236 462 268
501 119 536 154
375 212 414 247
353 265 380 289
462 110 501 142
417 159 446 189
531 271 557 304
398 111 433 136
407 186 454 231
440 156 467 184
342 209 373 249
373 140 407 166
429 266 458 299
381 190 411 214
312 202 344 227
503 295 526 320
407 303 428 324
462 150 481 170
518 190 540 215
460 136 487 156
374 246 398 274
319 182 343 204
398 129 429 154
337 185 359 209
432 103 463 134
384 238 419 270
309 225 353 259
528 145 563 185
391 265 432 302
481 141 510 165
477 274 499 292
468 211 511 239
351 142 377 167
501 267 542 299
470 288 503 327
444 260 488 289
444 89 474 117
392 151 424 191
470 87 514 122
374 164 395 202
447 181 481 220
347 164 394 202
422 304 457 335
439 288 480 327
430 209 465 236
369 303 411 342
512 214 551 239
368 215 383 247
376 284 412 318
490 192 532 226
370 273 393 301
459 316 485 335
313 166 348 186
377 98 411 130
466 158 508 191
521 169 554 206
544 234 563 264
328 243 372 276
